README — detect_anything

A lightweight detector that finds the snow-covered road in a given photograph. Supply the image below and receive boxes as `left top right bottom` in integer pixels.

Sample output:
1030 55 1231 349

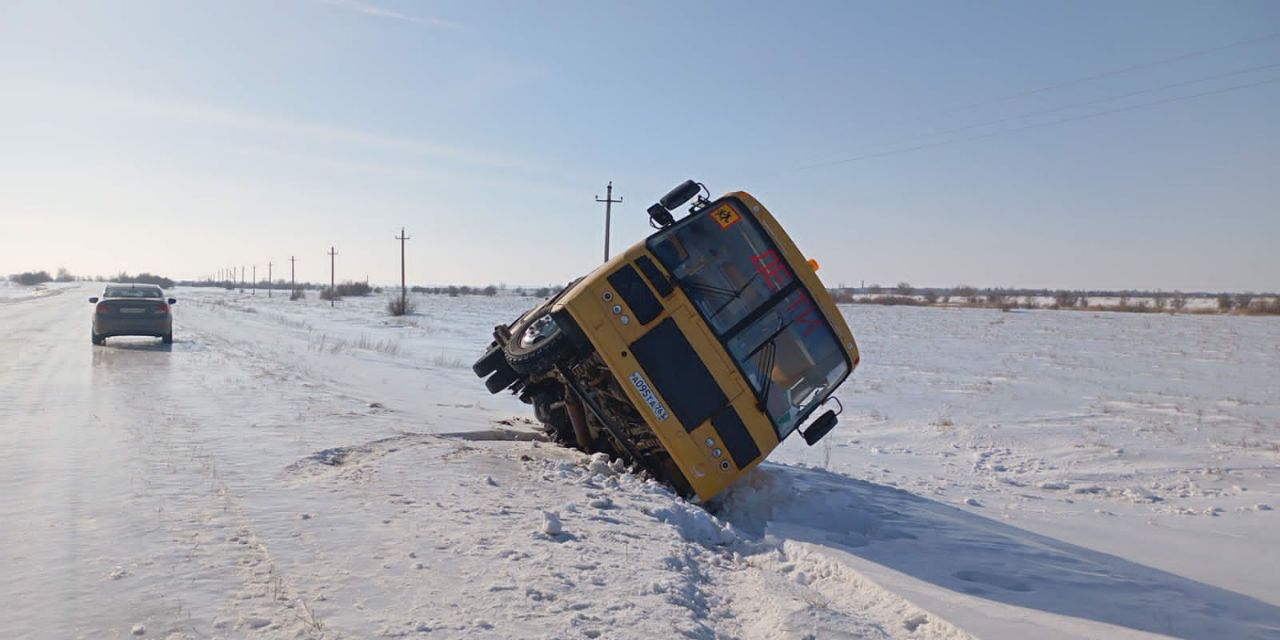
2 283 1278 639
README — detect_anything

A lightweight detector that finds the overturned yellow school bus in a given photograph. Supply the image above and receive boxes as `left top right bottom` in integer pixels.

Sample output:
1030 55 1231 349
474 181 860 501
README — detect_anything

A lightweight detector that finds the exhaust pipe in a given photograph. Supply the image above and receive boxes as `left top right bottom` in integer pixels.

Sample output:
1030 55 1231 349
564 385 594 453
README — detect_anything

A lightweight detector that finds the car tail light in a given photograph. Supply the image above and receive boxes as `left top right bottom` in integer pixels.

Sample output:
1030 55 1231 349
96 304 110 315
155 303 169 314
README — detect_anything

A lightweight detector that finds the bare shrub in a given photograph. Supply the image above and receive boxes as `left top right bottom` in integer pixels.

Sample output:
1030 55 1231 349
55 267 75 282
922 291 938 304
387 296 417 316
867 284 882 294
320 287 341 302
1054 290 1080 308
9 270 52 285
335 281 372 297
1217 294 1235 311
896 282 914 296
1237 297 1280 315
290 288 306 301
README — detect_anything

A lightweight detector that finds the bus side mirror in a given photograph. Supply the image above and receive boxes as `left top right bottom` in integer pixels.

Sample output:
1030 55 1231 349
647 203 675 228
648 179 703 228
801 410 838 446
660 180 701 210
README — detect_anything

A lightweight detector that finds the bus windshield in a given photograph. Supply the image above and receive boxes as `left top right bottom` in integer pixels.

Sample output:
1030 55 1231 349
648 199 849 437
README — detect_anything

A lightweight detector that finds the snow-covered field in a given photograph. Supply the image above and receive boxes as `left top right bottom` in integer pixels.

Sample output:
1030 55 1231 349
2 283 1277 639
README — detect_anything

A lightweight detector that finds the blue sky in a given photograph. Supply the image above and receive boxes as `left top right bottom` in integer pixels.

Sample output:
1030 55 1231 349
1 0 1277 291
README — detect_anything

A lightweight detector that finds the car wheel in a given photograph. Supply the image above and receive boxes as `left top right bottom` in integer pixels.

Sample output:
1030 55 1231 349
162 333 173 344
91 331 104 345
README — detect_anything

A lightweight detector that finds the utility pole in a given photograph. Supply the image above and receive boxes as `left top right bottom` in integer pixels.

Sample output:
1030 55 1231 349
240 266 245 291
595 181 622 262
289 256 297 296
327 247 338 308
252 264 257 295
267 262 273 298
395 227 410 310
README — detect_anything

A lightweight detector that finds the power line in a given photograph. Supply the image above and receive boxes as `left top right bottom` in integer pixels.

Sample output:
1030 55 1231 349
942 31 1279 114
918 61 1280 142
801 76 1280 170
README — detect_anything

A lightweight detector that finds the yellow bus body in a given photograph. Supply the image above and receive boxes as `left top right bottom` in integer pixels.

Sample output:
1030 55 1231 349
549 191 860 500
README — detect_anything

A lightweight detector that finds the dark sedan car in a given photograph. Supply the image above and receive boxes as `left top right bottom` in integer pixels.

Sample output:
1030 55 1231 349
89 284 176 344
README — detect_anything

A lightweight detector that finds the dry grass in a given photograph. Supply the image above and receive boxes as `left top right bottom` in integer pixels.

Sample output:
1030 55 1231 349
309 333 401 356
430 353 466 369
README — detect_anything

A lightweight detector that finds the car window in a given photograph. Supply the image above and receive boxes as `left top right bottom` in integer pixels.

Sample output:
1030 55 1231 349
105 287 162 298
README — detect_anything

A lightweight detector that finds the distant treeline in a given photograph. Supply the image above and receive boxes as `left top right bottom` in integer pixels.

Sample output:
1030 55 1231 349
8 269 172 287
179 279 564 299
830 284 1280 315
9 268 76 285
408 284 560 298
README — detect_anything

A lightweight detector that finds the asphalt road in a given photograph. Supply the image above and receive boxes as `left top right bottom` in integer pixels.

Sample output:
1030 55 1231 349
0 286 311 638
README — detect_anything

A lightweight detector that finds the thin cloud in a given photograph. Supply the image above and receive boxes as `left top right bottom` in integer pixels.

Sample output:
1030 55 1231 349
231 144 586 200
318 0 466 32
91 89 526 170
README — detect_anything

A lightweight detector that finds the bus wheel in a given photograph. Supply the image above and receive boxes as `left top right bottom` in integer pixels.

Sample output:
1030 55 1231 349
472 342 505 377
484 366 520 394
504 309 570 375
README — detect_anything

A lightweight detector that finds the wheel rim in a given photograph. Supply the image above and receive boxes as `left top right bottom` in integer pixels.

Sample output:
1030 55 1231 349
519 315 558 349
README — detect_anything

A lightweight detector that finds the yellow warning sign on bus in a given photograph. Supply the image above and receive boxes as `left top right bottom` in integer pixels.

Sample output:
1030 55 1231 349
710 204 741 229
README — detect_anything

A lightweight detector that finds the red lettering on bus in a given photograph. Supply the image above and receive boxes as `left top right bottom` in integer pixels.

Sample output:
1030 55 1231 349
751 250 792 291
787 291 822 337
